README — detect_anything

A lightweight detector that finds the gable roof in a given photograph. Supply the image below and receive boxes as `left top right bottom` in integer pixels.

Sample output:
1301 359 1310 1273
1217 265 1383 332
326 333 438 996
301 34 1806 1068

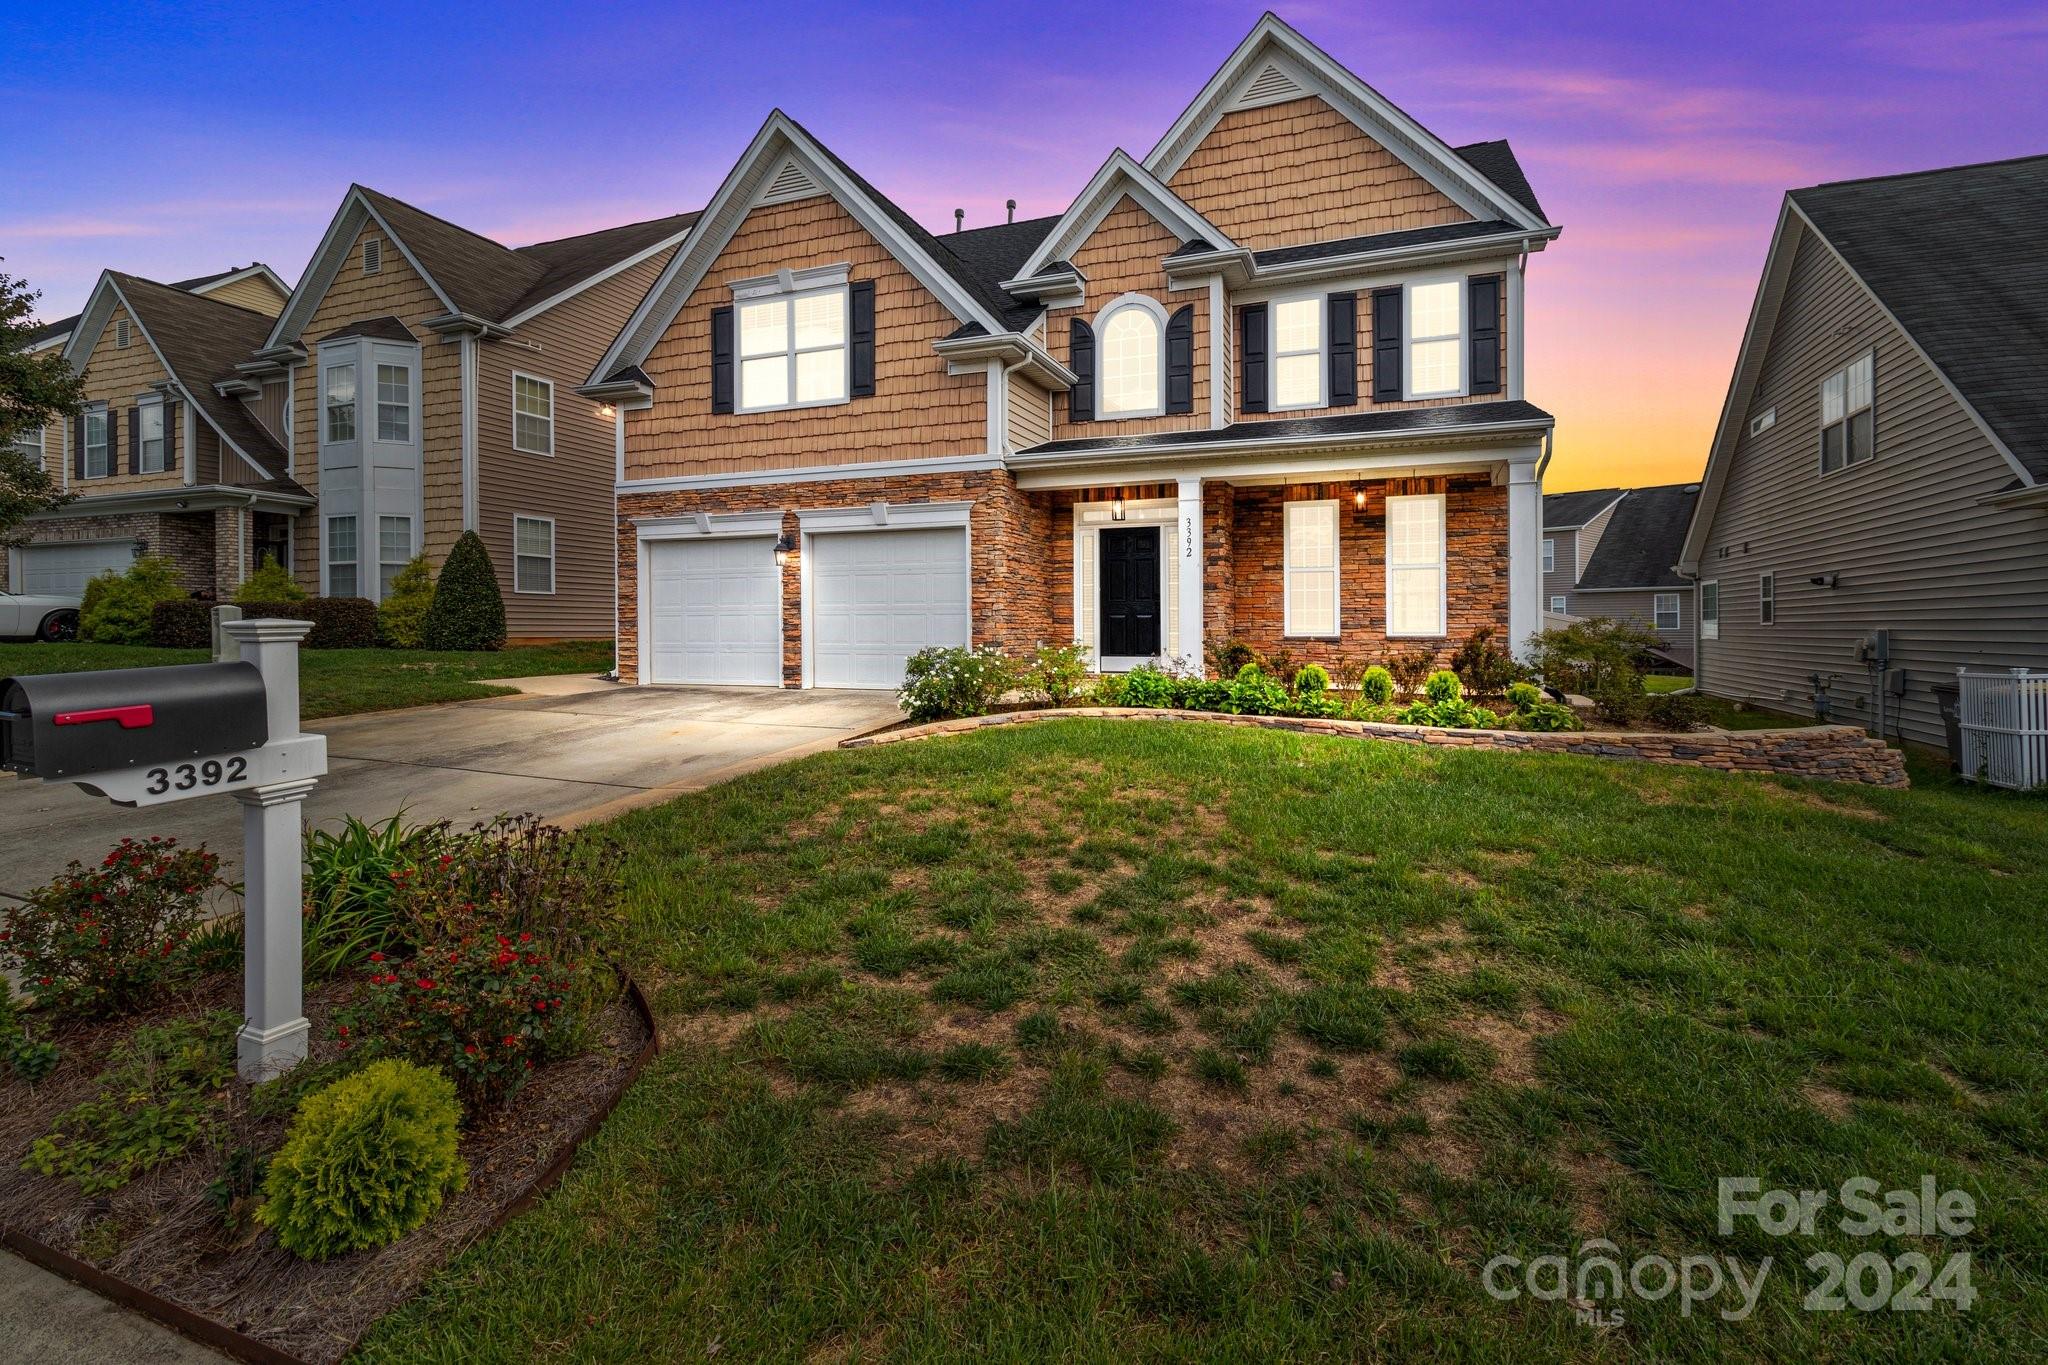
27 262 288 350
1577 483 1700 590
1542 487 1625 530
1790 154 2048 481
1142 14 1550 234
506 211 701 319
1007 149 1238 283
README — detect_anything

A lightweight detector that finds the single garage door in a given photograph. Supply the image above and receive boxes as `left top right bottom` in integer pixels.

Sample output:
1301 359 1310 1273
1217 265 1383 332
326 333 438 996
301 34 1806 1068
644 536 782 685
18 540 138 596
809 527 969 689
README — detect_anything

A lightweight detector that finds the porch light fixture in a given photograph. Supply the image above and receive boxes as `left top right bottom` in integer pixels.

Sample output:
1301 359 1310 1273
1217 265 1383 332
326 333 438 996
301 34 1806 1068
774 533 797 568
1110 495 1127 522
596 403 616 419
1353 487 1367 510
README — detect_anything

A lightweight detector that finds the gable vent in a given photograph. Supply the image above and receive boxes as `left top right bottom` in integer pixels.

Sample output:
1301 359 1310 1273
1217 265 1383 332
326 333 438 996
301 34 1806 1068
115 318 131 348
759 157 824 206
1236 61 1306 109
362 238 382 275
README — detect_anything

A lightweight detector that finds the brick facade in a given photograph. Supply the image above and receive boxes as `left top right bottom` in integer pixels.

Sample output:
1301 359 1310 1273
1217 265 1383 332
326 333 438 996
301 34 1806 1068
8 511 218 597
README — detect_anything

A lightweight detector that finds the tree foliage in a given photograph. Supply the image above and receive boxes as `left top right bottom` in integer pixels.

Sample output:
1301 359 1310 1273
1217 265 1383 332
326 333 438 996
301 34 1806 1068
0 265 85 547
422 531 506 651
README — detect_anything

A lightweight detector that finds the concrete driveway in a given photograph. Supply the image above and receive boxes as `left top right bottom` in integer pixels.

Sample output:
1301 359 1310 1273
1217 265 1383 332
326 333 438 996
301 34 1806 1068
0 679 900 896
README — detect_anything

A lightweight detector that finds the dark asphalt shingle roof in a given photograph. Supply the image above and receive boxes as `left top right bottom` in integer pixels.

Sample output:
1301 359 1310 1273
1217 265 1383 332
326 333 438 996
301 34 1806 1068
1453 140 1546 223
1576 483 1701 590
316 315 416 344
1255 219 1526 267
1542 487 1625 529
28 264 279 347
509 211 700 316
1791 153 2048 481
1018 399 1552 457
109 272 288 477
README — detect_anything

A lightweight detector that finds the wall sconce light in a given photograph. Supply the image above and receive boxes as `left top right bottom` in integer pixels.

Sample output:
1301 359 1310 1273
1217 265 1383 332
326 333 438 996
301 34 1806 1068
1353 487 1367 510
597 403 616 419
1110 494 1127 522
1810 572 1839 589
774 533 797 568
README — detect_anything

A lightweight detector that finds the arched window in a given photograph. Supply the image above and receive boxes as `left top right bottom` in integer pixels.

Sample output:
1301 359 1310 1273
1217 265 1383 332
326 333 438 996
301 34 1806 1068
1098 301 1163 416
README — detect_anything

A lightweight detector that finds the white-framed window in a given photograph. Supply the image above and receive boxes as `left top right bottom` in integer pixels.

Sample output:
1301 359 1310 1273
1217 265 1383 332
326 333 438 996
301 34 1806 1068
362 238 382 275
327 516 358 597
737 284 847 413
377 516 411 599
1098 300 1164 417
325 363 357 443
1654 592 1680 631
1701 580 1720 639
1271 295 1324 410
82 407 109 478
375 363 411 442
1282 499 1339 637
1549 595 1567 614
1541 537 1556 574
115 318 131 349
1759 572 1775 625
138 401 167 473
1405 279 1465 399
512 373 554 454
1385 493 1447 637
11 424 45 462
1750 406 1777 437
514 516 555 594
1819 352 1873 473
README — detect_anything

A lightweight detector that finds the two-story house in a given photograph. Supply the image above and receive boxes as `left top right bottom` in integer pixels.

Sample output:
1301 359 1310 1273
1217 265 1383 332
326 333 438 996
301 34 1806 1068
1679 154 2048 752
6 265 302 600
1542 482 1699 668
238 186 698 637
590 14 1559 688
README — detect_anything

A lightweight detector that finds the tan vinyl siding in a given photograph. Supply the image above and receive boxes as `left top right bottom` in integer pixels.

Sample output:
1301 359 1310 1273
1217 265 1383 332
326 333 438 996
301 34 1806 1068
69 303 181 495
628 194 986 480
1696 229 2048 750
245 378 288 445
1006 371 1053 450
1570 587 1693 667
200 274 289 316
1541 527 1576 604
478 247 676 639
1167 97 1471 251
1042 196 1208 439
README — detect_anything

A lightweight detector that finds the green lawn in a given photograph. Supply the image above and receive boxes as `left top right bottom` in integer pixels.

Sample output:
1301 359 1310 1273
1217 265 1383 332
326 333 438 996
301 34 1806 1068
358 721 2048 1361
0 639 612 719
1645 674 1694 694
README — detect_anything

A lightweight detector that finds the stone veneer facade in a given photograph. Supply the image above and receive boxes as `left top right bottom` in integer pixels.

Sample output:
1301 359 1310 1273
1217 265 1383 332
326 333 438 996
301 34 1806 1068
5 511 220 597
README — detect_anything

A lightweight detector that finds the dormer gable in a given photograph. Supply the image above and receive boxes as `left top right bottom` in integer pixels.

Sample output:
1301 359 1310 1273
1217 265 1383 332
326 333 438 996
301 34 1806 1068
1005 150 1235 303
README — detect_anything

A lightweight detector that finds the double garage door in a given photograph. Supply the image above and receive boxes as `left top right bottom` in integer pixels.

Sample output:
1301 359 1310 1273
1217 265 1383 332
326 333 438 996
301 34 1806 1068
644 526 967 689
16 540 137 596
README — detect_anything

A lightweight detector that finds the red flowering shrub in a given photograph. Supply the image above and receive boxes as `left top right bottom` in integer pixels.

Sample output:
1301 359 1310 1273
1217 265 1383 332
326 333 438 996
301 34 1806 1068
0 838 221 1016
336 931 589 1105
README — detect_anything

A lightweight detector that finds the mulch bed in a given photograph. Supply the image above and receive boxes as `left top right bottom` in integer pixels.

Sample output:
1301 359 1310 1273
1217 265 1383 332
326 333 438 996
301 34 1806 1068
0 970 652 1364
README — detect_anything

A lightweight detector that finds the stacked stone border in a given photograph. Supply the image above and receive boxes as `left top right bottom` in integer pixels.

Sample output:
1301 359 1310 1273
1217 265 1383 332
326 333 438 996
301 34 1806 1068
842 708 1910 789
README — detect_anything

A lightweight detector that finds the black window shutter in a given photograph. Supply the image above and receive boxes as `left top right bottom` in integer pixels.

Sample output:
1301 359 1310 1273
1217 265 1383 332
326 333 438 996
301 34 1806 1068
128 407 142 475
107 405 121 473
1371 288 1403 402
73 413 85 479
710 306 734 414
848 281 875 397
1240 303 1269 414
164 401 179 472
1467 274 1503 396
1327 292 1358 407
1068 317 1095 423
1164 305 1195 415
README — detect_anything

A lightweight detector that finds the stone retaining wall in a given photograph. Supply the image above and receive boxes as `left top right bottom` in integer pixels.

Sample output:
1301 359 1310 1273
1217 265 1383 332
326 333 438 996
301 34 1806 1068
842 708 1910 789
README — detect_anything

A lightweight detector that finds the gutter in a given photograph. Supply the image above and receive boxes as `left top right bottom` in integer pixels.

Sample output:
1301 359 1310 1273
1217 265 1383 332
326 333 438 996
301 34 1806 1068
422 312 511 341
1164 225 1561 290
1980 480 2048 510
576 377 654 404
931 331 1075 390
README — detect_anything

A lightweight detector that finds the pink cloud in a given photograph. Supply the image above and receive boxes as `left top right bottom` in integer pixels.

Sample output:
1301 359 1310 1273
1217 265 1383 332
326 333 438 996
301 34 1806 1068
0 216 161 240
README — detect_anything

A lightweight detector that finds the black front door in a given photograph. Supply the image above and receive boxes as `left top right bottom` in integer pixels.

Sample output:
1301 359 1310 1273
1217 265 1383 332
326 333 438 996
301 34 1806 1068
1099 527 1161 658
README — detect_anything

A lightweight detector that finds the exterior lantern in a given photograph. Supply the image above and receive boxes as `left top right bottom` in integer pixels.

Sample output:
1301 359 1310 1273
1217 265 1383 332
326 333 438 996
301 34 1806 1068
1110 495 1127 522
774 533 797 568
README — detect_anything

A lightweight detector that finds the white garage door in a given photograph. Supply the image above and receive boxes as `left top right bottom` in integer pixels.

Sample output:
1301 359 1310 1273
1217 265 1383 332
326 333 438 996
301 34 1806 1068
644 536 782 685
18 540 137 596
809 527 969 689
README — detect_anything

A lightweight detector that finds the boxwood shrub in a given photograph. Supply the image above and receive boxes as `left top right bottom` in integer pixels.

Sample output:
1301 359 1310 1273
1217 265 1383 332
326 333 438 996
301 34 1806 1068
150 598 216 649
237 597 379 649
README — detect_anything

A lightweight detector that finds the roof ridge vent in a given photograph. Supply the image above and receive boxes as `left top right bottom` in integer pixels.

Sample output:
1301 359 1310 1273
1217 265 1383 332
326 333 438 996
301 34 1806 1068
1237 61 1306 109
760 157 823 206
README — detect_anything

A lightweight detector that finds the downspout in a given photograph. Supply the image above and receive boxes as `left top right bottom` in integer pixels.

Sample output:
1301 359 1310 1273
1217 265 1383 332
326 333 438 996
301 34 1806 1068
1674 567 1702 695
459 334 479 532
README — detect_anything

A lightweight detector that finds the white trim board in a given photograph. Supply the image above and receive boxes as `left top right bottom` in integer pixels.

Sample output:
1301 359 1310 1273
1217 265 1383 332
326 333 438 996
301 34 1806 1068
617 452 1003 495
1008 149 1238 283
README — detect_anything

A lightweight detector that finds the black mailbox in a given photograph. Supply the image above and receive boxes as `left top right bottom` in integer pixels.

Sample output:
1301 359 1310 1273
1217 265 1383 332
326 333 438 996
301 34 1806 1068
1 663 268 780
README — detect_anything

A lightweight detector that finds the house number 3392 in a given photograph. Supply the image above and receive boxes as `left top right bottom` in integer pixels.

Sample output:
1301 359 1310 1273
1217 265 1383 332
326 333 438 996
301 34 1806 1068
143 756 249 795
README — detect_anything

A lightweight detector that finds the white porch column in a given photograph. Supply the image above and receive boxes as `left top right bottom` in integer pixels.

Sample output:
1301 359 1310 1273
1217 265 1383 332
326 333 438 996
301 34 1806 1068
1176 476 1204 672
1506 461 1543 661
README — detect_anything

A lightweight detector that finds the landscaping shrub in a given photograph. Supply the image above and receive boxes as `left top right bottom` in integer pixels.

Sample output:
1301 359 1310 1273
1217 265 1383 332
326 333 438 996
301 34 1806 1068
1646 692 1707 732
150 598 216 648
303 812 448 979
1359 665 1395 706
376 553 435 648
1227 662 1288 716
1423 669 1462 704
0 837 221 1016
1023 642 1090 706
232 554 306 605
423 530 506 651
1294 663 1332 697
1087 672 1127 706
24 1012 235 1193
258 1059 465 1260
1506 698 1581 732
383 814 625 968
1181 677 1233 712
899 644 1015 721
1120 663 1177 708
235 596 379 648
80 557 187 644
1264 648 1302 688
1206 637 1257 679
1529 618 1660 700
0 992 59 1082
1286 664 1342 718
1388 647 1435 695
1506 680 1543 710
1451 626 1526 696
1592 671 1648 727
1397 671 1501 729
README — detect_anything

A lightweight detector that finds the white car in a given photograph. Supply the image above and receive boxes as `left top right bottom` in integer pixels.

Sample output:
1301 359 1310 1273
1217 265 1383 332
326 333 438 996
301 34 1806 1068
0 588 81 642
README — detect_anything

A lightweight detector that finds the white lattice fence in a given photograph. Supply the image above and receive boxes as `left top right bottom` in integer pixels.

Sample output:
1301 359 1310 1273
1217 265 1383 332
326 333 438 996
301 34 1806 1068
1957 669 2048 791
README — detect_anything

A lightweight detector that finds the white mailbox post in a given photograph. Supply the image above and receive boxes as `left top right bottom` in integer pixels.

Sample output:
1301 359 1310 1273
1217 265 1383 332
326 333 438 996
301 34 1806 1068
0 618 326 1080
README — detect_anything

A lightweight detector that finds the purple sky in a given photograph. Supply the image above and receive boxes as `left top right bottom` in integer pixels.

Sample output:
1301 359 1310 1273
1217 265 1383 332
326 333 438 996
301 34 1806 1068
5 2 2044 490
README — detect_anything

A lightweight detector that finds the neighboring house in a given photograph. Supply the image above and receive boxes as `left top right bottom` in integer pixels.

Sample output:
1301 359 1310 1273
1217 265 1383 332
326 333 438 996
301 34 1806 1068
5 266 303 599
1543 483 1699 669
239 186 698 638
590 15 1561 689
1679 154 2048 752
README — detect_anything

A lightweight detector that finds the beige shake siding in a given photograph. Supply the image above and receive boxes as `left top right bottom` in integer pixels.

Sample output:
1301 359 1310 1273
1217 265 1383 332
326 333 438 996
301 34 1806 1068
626 194 986 480
69 303 182 496
1167 96 1471 250
202 274 289 316
1696 229 2048 748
